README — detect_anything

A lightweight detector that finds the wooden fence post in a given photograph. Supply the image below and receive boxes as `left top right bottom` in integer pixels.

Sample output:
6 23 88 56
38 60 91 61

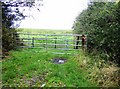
55 37 57 48
32 37 34 47
74 36 80 49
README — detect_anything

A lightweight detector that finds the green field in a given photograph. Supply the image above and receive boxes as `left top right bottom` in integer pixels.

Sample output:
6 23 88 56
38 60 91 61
17 28 73 34
16 28 82 51
2 48 98 87
2 28 119 87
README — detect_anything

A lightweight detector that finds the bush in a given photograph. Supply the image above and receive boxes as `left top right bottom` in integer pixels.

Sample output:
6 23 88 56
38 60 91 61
1 1 24 54
2 27 23 52
73 2 120 66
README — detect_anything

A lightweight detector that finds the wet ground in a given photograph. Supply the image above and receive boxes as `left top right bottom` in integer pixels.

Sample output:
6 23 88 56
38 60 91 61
52 58 67 64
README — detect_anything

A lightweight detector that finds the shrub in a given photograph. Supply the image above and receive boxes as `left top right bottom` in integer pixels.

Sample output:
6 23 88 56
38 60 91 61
73 2 120 66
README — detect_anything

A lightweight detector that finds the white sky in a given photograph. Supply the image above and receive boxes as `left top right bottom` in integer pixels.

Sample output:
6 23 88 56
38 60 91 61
19 0 88 30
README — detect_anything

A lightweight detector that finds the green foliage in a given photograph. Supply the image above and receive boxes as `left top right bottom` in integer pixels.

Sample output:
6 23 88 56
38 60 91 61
1 1 25 52
1 0 43 53
73 2 120 65
2 27 22 52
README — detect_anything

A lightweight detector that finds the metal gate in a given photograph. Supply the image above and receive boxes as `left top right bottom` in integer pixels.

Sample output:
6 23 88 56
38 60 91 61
16 32 87 54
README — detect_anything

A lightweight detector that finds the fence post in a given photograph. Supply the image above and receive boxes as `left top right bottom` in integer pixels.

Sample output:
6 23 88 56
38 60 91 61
66 39 68 49
32 37 34 47
43 34 45 48
28 32 30 48
65 34 68 54
45 34 47 50
75 36 80 49
55 37 57 48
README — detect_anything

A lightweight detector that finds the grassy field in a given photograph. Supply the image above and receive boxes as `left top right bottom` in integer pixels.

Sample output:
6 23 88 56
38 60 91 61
16 28 82 50
18 33 76 49
2 48 97 87
2 28 120 87
2 48 119 87
17 28 73 34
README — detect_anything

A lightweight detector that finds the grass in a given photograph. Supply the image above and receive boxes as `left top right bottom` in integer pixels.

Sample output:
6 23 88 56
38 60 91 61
18 33 76 49
17 28 73 34
2 48 97 87
2 28 120 87
2 47 120 87
17 28 82 50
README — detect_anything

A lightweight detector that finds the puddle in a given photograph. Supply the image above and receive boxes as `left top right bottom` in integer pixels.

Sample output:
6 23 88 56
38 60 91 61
52 58 67 64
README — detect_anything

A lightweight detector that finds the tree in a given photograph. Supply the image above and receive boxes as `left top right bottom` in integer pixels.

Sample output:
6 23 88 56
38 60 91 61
73 2 120 65
1 0 43 53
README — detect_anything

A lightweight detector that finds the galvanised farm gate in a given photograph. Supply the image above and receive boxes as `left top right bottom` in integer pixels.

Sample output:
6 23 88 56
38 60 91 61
16 32 87 54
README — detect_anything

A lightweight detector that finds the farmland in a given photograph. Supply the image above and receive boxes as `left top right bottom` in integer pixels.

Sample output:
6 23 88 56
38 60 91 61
16 28 84 53
2 28 120 87
2 1 120 88
16 28 73 34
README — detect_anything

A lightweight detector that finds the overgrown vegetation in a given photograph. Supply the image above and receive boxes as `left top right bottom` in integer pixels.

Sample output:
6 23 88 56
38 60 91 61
73 2 120 66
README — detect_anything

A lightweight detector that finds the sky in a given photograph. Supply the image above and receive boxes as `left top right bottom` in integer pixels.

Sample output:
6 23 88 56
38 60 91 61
18 0 88 30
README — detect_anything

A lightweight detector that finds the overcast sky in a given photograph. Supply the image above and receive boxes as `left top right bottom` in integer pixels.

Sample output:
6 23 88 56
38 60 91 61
19 0 88 30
